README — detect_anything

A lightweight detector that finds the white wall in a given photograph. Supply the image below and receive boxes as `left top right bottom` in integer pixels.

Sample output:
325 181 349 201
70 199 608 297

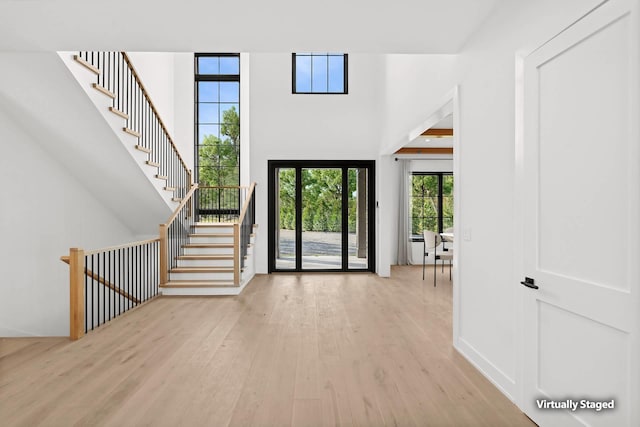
0 109 137 337
173 53 195 172
375 0 604 404
126 53 175 133
381 55 458 153
248 53 385 274
385 0 603 402
455 0 603 401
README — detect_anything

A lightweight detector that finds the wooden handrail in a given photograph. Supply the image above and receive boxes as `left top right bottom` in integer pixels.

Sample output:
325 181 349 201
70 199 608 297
163 183 199 227
121 52 189 172
60 256 142 304
60 238 159 259
84 238 160 255
238 182 257 225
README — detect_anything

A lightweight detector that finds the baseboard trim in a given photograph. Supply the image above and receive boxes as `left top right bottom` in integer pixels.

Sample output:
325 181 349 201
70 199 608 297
455 337 517 403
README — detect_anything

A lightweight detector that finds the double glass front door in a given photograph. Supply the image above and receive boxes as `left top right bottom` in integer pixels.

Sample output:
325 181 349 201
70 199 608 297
268 161 375 272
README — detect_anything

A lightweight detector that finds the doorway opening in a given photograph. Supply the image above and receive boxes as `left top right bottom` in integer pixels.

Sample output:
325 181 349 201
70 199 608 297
268 160 375 273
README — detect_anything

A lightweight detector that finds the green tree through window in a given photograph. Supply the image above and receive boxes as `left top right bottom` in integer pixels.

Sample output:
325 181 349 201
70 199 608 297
410 173 453 238
198 106 239 187
277 168 358 233
195 54 240 187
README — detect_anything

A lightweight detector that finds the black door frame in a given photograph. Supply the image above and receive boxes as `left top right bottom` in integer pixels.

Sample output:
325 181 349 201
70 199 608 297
268 160 376 273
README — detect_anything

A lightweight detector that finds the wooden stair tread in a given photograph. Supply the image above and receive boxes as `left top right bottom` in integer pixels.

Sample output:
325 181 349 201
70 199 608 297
92 83 115 99
73 55 100 75
146 160 160 167
188 233 233 238
156 175 168 180
134 144 151 154
109 106 129 120
192 223 235 228
161 280 237 288
124 127 141 138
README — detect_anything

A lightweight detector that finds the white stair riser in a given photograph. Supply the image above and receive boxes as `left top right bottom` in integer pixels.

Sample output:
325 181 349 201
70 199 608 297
188 235 234 244
177 258 234 267
161 286 243 296
170 271 234 281
192 226 234 234
183 246 234 255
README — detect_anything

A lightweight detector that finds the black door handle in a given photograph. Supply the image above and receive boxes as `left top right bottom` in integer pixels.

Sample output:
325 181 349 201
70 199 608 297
521 277 538 289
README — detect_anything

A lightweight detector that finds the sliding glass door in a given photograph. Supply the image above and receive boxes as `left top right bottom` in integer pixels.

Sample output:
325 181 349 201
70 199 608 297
268 160 375 272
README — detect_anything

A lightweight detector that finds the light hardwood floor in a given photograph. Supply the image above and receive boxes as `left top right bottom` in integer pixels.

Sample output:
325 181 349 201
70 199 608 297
0 266 535 427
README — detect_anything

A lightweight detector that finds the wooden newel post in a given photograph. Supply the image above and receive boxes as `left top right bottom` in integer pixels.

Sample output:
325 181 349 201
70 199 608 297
69 248 85 340
233 223 240 285
160 224 168 286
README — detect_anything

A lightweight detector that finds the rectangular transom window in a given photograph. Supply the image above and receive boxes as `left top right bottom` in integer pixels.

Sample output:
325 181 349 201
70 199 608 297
292 53 348 94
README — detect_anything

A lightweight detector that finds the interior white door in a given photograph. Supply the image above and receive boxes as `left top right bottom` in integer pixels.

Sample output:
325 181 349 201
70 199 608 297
521 1 639 426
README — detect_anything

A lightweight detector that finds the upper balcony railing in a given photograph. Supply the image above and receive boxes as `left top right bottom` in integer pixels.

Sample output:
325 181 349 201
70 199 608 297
76 51 191 201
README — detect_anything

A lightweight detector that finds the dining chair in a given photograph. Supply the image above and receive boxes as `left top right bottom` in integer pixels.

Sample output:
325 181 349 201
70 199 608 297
422 229 453 286
441 226 454 272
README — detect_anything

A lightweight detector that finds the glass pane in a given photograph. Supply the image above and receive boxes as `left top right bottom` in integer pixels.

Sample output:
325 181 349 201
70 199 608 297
348 168 368 269
198 103 219 124
198 81 218 102
220 103 240 124
311 55 328 92
198 163 238 187
220 82 239 102
276 168 296 270
302 168 341 269
219 56 240 75
411 175 439 234
295 54 312 92
198 124 220 143
198 57 219 74
328 55 345 93
443 174 454 230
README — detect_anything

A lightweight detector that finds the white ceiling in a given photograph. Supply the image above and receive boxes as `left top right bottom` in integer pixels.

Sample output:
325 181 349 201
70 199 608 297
0 0 500 53
431 115 453 129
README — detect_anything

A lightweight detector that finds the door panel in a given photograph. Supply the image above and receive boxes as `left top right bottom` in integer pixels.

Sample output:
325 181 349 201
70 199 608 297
522 0 639 426
301 168 342 270
275 167 296 270
537 8 630 290
348 168 369 269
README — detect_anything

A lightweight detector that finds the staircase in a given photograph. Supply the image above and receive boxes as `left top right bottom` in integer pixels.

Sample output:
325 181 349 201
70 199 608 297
59 52 191 213
160 223 256 295
56 50 258 298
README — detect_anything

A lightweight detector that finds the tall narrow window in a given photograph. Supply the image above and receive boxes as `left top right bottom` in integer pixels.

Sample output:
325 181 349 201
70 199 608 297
410 173 453 239
195 53 240 187
292 53 348 94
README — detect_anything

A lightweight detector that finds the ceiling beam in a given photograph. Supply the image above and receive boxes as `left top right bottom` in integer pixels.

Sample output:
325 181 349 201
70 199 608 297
421 128 453 137
394 147 453 155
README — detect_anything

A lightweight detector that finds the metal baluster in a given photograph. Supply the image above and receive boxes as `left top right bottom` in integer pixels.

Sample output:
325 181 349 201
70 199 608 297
90 254 94 330
84 255 88 333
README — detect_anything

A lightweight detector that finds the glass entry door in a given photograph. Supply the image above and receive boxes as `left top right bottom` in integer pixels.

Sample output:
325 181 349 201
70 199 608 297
268 160 375 272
